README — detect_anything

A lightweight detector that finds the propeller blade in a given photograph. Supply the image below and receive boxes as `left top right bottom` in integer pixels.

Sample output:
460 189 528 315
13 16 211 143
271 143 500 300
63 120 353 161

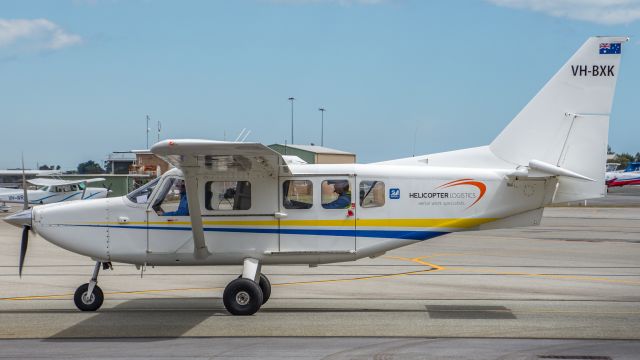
19 225 30 278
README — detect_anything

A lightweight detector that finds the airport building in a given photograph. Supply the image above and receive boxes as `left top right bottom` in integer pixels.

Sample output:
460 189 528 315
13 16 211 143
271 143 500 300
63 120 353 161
268 144 355 164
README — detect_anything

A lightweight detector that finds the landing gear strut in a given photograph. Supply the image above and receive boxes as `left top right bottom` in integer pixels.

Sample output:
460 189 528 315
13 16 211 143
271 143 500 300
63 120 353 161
74 261 110 311
223 258 270 315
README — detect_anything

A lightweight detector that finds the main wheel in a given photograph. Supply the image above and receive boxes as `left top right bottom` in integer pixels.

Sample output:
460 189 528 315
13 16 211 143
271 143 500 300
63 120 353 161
258 273 271 304
74 283 104 311
223 278 263 315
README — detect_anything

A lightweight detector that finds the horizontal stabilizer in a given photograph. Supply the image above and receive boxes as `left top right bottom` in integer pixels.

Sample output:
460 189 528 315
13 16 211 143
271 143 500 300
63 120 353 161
528 160 594 181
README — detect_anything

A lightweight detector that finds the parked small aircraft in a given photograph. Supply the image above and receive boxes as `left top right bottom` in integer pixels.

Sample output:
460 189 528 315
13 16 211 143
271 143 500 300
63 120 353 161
4 36 629 315
605 162 640 188
0 178 109 211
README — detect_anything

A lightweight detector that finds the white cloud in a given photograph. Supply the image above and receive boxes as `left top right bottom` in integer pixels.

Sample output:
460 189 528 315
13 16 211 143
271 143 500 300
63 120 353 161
0 18 82 53
487 0 640 25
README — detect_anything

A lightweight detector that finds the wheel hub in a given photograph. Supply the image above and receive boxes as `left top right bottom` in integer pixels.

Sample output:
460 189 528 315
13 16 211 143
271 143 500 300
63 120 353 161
82 292 95 305
236 291 250 305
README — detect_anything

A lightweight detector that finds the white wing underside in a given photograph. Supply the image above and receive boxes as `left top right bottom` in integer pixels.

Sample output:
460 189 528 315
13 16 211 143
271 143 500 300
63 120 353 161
151 139 291 259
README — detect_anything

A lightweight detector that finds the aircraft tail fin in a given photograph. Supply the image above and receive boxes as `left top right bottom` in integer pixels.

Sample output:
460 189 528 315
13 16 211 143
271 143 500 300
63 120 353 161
490 36 628 202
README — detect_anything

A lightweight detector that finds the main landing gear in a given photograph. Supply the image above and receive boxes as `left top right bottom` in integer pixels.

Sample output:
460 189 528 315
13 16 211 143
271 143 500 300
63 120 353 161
74 261 111 311
70 259 271 315
223 258 271 315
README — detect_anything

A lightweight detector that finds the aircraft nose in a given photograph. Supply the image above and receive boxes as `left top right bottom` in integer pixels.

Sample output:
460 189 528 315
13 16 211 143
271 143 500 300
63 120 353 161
4 209 32 228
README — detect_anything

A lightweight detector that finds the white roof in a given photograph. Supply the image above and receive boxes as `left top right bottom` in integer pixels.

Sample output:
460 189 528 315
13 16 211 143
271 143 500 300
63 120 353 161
272 144 354 155
0 170 61 176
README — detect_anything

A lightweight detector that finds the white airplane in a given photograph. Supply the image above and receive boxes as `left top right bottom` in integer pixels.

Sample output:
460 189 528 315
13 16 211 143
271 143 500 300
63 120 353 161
0 178 110 211
4 36 628 315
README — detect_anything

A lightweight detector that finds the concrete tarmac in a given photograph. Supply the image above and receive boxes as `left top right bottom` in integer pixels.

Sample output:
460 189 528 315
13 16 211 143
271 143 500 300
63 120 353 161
0 199 639 358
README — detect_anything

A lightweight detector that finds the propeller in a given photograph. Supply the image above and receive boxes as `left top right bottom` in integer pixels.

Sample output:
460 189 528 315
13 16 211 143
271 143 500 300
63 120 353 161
19 153 30 277
19 224 30 278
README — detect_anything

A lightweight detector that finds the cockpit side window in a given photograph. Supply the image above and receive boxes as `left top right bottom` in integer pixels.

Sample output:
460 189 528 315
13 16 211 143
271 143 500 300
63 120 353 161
126 178 160 204
151 177 188 216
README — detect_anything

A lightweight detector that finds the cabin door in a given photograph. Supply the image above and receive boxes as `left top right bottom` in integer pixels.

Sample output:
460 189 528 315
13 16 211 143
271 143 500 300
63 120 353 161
278 176 356 252
146 175 194 256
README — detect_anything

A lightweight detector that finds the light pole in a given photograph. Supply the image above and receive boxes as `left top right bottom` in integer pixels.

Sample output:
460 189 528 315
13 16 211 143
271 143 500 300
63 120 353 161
318 107 325 146
146 115 150 149
288 97 295 144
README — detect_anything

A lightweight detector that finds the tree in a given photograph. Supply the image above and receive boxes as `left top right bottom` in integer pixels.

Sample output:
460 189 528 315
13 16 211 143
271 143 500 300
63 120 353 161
77 160 105 174
613 153 635 169
635 152 640 162
607 145 614 155
39 164 52 170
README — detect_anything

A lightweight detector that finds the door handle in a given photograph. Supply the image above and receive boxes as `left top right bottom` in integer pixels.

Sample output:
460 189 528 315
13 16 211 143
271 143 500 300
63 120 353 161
118 216 129 224
274 212 287 219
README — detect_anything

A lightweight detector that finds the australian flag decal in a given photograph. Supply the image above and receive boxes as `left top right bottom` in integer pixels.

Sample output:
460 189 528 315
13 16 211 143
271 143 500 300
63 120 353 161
600 43 621 54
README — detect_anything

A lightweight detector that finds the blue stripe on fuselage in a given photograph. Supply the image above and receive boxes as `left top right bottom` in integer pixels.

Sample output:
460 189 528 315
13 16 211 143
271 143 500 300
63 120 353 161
61 224 446 241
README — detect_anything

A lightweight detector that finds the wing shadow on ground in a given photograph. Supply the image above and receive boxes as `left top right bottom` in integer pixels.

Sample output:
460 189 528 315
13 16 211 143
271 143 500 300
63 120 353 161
45 298 226 340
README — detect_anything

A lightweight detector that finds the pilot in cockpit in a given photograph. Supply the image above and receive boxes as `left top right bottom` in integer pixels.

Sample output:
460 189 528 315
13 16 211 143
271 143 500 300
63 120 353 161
156 180 189 216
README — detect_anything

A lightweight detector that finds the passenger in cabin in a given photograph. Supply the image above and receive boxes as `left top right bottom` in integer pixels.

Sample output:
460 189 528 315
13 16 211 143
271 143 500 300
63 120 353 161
323 180 351 209
162 180 189 216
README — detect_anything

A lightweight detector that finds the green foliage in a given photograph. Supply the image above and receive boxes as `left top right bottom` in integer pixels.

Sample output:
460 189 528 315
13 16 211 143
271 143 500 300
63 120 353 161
77 160 105 174
612 153 635 169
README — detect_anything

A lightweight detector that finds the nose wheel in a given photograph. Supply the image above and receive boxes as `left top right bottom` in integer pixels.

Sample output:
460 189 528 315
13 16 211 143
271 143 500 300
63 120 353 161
73 261 111 311
74 283 104 311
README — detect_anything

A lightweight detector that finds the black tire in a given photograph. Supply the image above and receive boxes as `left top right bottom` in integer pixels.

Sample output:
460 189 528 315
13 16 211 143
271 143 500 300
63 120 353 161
223 278 263 315
258 273 271 304
74 283 104 311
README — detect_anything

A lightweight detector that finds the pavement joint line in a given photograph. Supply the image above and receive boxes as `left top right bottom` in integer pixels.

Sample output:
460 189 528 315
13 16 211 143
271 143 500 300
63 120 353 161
2 254 638 302
444 266 640 285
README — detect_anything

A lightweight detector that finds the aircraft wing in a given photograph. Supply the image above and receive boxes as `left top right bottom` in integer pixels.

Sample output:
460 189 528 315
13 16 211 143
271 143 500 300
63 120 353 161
151 139 290 259
27 178 106 186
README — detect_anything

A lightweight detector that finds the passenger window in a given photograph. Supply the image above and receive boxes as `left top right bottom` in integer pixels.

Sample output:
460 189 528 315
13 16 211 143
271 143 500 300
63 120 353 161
205 181 251 210
321 180 351 209
359 181 385 208
283 180 313 209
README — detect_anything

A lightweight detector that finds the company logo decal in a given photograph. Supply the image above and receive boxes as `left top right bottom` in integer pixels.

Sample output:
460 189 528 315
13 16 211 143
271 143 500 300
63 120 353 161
409 178 487 209
389 188 400 199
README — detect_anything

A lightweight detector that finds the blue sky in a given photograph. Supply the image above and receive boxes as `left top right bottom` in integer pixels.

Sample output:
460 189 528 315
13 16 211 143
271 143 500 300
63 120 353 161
1 0 639 170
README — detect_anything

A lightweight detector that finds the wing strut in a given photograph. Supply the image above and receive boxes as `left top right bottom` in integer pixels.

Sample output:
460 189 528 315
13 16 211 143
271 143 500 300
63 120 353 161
184 171 210 260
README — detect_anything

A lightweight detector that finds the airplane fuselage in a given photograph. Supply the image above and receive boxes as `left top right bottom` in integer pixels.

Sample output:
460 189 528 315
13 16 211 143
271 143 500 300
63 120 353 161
30 164 554 267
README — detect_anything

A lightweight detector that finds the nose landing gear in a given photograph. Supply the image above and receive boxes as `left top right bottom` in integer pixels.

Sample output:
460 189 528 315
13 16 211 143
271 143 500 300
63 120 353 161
73 261 111 311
